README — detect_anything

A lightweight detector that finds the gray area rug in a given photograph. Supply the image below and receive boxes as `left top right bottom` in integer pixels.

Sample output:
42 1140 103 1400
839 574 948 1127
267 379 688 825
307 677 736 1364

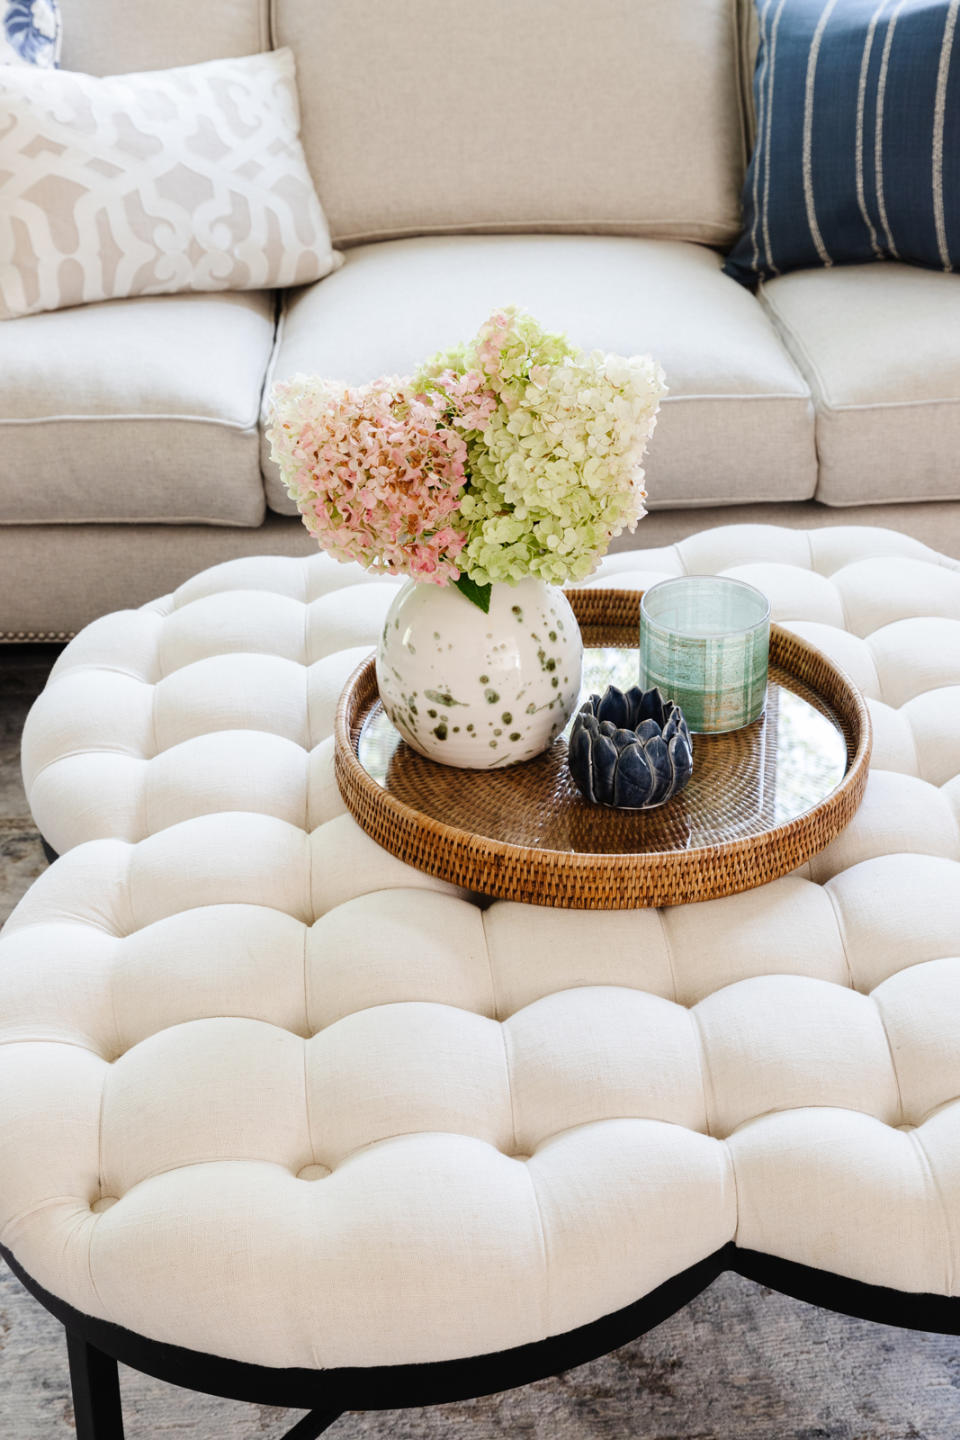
1 645 958 1439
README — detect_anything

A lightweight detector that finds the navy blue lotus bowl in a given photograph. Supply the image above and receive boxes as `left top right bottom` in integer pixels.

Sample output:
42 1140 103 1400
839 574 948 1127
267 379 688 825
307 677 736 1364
567 685 693 809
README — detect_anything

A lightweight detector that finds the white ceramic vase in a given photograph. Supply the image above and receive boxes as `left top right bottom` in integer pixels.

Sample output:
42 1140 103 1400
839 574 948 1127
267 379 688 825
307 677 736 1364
376 577 584 768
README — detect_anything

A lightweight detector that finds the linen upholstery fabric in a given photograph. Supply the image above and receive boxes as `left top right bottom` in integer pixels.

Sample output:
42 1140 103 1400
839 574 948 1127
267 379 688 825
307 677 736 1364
738 0 762 147
726 0 960 286
263 235 816 516
0 49 339 321
762 262 960 504
0 0 60 67
0 290 272 525
5 502 960 642
57 0 268 74
6 525 960 1368
272 0 748 247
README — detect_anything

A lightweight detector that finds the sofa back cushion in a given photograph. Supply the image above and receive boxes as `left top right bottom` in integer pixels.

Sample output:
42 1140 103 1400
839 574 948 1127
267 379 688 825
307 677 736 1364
274 0 749 248
739 0 761 147
58 0 269 74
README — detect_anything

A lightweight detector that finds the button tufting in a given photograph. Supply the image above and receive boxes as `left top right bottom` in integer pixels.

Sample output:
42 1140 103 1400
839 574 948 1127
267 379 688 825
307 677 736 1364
296 1164 331 1181
5 528 960 1374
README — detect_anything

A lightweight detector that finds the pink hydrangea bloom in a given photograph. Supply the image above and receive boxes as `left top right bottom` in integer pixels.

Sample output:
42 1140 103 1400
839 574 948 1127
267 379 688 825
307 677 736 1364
426 366 499 431
267 376 470 585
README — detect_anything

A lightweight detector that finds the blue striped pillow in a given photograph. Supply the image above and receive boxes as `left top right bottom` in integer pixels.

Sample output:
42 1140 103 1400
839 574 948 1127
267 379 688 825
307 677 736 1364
725 0 960 286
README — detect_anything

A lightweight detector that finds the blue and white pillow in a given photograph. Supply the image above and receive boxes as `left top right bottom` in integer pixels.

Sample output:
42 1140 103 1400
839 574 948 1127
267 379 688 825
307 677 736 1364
1 0 60 67
725 0 960 286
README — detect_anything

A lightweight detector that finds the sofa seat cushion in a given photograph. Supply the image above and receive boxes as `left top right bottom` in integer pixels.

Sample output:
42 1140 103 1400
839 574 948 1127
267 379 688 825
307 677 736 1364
761 264 960 506
0 290 275 525
5 525 960 1370
263 236 816 517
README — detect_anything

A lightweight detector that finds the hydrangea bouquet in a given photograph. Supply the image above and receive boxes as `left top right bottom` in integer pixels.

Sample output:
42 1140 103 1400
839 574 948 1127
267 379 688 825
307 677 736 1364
268 308 666 613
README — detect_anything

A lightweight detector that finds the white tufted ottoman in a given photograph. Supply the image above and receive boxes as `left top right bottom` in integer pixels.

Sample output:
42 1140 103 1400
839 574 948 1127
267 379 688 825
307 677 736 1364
5 524 960 1438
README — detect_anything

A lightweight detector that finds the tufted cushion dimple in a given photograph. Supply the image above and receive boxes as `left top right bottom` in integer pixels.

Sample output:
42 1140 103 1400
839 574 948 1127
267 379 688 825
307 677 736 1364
5 524 960 1370
22 525 960 853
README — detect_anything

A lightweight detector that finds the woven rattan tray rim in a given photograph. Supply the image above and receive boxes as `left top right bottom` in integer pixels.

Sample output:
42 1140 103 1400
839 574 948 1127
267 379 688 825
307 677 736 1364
334 589 872 908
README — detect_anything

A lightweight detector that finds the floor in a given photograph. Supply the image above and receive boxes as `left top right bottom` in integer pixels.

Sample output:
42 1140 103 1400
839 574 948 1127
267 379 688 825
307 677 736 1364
1 645 959 1440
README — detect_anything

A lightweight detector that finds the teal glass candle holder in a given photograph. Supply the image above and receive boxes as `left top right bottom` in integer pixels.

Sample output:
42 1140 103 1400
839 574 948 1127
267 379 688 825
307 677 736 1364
639 576 771 733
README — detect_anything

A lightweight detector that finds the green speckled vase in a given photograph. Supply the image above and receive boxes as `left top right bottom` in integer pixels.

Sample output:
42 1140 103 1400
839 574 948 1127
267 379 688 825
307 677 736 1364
376 578 584 768
639 575 771 734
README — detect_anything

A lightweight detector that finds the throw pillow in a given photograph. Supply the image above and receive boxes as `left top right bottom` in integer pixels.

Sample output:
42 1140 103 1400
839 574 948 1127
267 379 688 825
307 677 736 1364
0 48 341 320
725 0 960 286
1 0 59 68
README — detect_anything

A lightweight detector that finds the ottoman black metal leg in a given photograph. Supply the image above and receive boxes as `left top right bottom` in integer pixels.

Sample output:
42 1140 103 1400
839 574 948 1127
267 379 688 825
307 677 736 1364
66 1330 124 1440
281 1409 344 1439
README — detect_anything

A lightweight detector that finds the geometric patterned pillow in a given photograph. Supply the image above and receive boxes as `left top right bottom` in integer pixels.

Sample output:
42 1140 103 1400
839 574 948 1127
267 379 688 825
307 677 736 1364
0 48 341 320
724 0 960 287
0 0 60 68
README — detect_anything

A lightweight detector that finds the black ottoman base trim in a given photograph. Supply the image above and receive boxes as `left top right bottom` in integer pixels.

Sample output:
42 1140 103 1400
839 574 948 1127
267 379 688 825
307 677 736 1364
734 1248 960 1337
0 1242 723 1412
3 1239 960 1432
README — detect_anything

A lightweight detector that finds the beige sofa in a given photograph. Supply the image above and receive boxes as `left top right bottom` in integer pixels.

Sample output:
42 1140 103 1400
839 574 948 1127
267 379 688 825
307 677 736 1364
3 0 960 639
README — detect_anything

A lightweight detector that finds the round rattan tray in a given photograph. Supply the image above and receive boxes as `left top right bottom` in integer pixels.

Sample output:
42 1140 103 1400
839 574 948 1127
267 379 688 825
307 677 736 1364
334 589 872 909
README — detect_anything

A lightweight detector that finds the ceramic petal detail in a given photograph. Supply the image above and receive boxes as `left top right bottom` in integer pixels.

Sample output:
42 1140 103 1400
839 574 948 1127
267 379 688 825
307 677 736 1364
568 684 693 809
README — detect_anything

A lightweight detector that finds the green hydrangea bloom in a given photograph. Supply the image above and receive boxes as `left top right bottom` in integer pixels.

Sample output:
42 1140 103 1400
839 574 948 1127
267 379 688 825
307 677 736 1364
414 307 666 588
